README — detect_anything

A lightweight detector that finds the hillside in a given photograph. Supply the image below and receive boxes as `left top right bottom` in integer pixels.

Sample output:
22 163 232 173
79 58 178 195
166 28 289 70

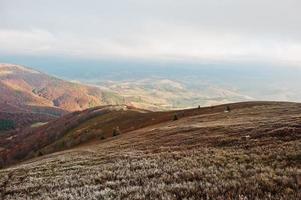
0 63 122 113
0 101 300 199
0 63 125 131
0 105 185 167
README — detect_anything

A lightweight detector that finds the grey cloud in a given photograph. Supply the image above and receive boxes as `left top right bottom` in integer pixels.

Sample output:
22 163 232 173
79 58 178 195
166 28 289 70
0 0 300 65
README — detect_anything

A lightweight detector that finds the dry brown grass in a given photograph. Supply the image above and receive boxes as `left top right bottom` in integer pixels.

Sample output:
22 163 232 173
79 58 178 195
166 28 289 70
0 102 300 199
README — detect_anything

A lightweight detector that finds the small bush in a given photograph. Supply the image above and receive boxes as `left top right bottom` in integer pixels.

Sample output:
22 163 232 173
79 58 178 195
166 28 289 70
112 127 121 137
224 106 231 112
173 114 178 121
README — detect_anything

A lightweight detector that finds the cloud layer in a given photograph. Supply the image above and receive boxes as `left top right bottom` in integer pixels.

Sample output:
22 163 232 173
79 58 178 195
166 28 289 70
0 0 301 65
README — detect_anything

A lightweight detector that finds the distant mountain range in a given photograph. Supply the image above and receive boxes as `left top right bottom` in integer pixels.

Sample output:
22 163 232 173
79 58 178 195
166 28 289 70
0 63 254 113
0 63 256 131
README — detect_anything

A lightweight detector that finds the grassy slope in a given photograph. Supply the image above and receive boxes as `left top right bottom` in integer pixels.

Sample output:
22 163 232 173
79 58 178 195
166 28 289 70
0 102 300 199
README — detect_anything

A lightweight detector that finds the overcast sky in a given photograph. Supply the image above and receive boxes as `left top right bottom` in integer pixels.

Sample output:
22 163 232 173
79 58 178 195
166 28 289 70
0 0 301 66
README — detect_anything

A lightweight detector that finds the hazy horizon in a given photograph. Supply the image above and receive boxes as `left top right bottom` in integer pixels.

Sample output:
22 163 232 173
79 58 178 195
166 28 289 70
1 55 301 104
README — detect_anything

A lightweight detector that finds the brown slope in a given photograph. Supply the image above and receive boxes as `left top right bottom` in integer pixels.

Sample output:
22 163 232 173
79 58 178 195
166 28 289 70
0 101 297 168
0 63 121 112
0 101 300 199
0 102 203 167
0 105 163 167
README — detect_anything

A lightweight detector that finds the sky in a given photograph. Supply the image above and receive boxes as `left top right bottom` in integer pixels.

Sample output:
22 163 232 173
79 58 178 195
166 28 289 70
1 0 301 67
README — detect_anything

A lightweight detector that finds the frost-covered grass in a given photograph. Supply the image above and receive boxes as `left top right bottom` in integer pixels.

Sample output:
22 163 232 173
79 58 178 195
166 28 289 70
0 146 300 199
0 103 301 199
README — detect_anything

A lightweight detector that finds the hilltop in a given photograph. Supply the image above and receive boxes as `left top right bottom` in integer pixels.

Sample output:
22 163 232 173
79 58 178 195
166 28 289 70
0 101 300 199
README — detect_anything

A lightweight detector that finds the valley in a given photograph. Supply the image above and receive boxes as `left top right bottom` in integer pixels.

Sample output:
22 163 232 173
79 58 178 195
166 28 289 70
90 78 253 110
0 63 253 132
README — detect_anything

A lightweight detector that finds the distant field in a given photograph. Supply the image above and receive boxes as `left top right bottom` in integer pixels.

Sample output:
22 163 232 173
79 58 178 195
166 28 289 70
30 122 48 128
0 102 300 199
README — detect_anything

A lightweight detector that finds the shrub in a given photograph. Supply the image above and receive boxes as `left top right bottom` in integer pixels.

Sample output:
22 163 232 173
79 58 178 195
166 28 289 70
0 157 3 169
112 127 121 137
225 106 231 112
173 114 178 121
38 151 43 157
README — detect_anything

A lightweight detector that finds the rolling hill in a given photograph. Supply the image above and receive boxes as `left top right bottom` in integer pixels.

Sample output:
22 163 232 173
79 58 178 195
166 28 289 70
89 78 254 110
0 63 122 112
0 63 125 131
0 101 300 199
